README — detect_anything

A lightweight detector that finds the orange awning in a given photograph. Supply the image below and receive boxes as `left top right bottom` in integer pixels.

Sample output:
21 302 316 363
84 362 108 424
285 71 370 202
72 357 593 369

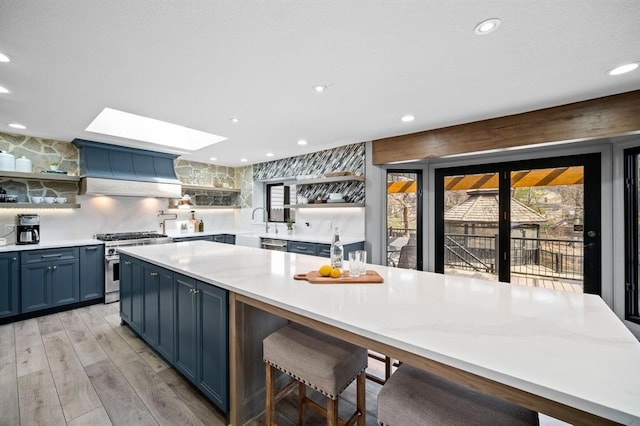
387 166 584 193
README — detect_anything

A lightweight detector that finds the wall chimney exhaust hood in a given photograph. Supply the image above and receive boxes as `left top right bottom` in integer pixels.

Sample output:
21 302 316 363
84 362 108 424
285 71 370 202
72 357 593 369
72 139 182 198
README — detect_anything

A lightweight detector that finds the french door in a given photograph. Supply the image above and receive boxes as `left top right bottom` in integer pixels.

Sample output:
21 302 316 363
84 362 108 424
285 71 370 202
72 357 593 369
435 154 601 295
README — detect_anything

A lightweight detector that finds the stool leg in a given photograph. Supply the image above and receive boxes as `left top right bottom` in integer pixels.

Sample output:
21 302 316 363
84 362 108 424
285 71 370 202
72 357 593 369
385 357 392 381
265 363 275 426
298 382 306 425
356 372 366 426
327 397 339 426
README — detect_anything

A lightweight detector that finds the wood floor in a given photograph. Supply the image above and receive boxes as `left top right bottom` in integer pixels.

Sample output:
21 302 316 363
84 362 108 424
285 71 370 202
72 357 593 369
0 303 566 426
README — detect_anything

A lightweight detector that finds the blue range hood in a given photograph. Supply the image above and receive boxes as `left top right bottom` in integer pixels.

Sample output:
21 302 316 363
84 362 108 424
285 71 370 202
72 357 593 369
72 139 182 198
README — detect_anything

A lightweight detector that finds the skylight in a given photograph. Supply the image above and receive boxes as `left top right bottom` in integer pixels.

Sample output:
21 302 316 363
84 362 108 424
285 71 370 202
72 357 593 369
86 107 227 151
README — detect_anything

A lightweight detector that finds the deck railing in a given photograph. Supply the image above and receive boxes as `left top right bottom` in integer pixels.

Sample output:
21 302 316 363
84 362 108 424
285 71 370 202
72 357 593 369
444 233 584 281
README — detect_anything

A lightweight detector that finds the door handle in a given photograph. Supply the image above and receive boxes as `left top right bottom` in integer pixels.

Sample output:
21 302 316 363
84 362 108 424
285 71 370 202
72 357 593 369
124 261 131 265
41 253 63 258
52 265 57 270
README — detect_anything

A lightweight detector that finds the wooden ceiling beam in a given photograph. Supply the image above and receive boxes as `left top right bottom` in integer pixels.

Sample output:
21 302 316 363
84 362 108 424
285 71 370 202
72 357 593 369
372 90 640 165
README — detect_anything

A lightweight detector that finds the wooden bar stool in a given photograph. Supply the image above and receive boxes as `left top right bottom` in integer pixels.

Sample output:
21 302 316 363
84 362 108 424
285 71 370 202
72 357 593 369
263 323 367 426
378 364 539 425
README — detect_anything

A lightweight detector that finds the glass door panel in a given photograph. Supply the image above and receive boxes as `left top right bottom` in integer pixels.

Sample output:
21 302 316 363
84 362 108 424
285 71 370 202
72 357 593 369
510 167 584 293
386 171 421 269
442 172 500 281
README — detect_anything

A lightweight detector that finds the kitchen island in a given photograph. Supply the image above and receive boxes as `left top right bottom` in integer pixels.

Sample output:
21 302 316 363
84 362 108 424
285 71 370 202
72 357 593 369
118 241 640 426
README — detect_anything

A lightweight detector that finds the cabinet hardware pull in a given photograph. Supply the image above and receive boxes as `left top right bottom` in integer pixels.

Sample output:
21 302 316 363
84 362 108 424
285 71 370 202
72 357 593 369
53 265 57 270
12 257 17 261
150 272 158 276
41 253 63 258
124 261 131 265
194 289 201 294
86 247 98 251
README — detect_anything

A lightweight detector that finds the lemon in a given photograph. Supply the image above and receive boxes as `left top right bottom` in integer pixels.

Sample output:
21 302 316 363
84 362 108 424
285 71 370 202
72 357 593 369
318 264 332 277
330 268 341 278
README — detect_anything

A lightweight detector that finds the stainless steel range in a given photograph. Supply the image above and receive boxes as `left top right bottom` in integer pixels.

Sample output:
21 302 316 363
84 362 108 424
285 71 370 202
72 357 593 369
95 231 173 303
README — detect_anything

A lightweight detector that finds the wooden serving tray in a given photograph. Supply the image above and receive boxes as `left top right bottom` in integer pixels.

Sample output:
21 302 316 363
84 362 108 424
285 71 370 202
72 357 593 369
294 270 383 284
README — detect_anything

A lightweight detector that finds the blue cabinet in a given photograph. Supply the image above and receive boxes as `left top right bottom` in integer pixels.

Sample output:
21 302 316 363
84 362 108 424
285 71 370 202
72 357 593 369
120 260 228 414
287 240 316 255
0 252 20 318
173 234 235 244
286 240 365 260
213 234 235 244
141 262 174 362
174 273 228 412
79 245 104 301
173 235 214 242
21 248 79 313
175 274 198 382
197 282 228 411
120 254 143 333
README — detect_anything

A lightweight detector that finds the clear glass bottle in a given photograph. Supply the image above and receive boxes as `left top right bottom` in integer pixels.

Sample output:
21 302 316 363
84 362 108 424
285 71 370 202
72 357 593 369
330 227 343 268
188 210 198 233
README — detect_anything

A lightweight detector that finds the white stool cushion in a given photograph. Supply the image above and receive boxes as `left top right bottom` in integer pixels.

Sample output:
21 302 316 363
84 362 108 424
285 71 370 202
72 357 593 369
263 323 367 399
378 364 539 425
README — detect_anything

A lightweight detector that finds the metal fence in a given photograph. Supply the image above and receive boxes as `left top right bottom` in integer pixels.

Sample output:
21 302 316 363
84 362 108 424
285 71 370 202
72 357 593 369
444 233 584 281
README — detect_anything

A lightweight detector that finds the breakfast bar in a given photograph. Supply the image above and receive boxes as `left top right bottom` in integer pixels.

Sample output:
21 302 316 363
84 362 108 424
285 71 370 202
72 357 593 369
118 241 640 425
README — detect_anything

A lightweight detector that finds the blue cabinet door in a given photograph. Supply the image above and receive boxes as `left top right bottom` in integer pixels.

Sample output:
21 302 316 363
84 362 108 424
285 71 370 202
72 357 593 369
120 254 143 333
79 245 104 301
120 255 133 322
174 274 197 383
21 262 50 313
157 267 174 362
197 282 228 412
0 253 19 318
142 263 159 347
51 257 80 307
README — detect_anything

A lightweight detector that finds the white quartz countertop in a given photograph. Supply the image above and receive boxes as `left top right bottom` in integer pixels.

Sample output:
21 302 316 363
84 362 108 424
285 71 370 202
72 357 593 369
0 239 103 252
118 241 640 425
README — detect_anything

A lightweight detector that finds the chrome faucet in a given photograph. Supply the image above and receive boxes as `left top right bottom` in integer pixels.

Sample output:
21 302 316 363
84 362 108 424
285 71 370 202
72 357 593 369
157 210 177 234
251 207 270 233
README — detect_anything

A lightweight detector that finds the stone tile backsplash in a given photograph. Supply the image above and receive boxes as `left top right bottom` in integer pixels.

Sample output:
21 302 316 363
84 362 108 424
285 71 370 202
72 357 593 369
0 132 79 202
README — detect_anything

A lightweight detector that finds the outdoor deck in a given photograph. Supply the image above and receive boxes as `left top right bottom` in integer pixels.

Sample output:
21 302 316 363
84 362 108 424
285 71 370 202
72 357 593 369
445 267 583 293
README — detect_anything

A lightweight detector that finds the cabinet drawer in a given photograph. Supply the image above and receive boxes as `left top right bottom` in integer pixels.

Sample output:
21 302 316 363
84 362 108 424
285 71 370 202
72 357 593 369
287 241 316 255
22 247 79 264
213 235 226 243
317 244 331 258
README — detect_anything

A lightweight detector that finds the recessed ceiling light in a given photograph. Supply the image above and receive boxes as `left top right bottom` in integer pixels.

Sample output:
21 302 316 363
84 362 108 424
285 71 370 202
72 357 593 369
8 123 26 129
313 85 327 93
209 156 217 161
297 139 308 146
86 107 227 151
230 117 239 123
0 86 9 94
608 62 639 76
400 115 415 122
474 18 500 35
0 52 10 63
240 158 248 162
266 152 274 157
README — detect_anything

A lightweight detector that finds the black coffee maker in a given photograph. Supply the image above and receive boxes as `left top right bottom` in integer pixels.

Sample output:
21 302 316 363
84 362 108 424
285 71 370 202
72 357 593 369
16 214 40 245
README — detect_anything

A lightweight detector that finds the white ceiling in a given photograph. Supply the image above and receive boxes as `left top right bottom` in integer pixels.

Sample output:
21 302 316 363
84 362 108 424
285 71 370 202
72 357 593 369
0 1 639 167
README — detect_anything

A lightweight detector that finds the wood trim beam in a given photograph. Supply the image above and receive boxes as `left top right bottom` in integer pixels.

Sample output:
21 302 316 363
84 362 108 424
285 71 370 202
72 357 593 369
233 292 618 425
372 90 640 165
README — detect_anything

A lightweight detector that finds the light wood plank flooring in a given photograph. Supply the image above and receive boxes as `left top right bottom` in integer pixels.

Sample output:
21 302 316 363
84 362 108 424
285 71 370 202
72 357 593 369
0 304 566 426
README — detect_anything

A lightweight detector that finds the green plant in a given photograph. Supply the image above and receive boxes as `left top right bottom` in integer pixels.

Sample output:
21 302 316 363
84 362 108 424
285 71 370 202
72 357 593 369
286 218 294 230
49 161 59 166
